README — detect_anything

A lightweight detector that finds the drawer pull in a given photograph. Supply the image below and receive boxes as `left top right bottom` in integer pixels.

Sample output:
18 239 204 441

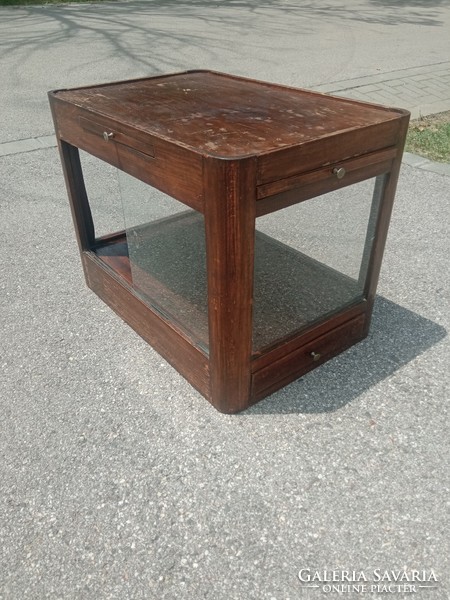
103 131 114 142
310 351 322 361
332 166 346 179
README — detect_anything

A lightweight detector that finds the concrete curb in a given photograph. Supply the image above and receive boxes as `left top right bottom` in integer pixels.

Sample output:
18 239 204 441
0 134 56 157
402 152 450 176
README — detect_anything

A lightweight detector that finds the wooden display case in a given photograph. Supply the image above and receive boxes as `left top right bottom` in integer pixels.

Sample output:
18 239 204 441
49 70 409 413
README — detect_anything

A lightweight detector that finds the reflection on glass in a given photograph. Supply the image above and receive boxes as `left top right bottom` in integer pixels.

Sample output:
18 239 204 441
253 176 385 350
116 173 209 352
78 150 125 239
89 159 386 358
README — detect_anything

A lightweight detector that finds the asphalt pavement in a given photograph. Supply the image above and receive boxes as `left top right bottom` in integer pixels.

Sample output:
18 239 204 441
0 2 449 599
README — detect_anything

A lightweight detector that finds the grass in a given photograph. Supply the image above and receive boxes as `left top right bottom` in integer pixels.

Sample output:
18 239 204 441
405 111 450 163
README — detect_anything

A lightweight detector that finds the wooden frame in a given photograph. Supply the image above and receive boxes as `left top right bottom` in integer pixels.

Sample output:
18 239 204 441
49 70 409 413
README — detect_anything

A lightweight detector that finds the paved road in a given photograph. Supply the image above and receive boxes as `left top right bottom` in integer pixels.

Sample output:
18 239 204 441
1 2 449 599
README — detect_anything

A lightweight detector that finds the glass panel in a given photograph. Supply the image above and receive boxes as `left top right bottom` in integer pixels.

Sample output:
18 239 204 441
116 172 209 352
253 176 385 351
78 150 125 239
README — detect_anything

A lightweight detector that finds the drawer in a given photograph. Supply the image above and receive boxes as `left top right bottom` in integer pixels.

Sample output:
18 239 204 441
251 313 366 401
257 117 403 185
78 115 155 157
256 147 396 217
51 98 204 212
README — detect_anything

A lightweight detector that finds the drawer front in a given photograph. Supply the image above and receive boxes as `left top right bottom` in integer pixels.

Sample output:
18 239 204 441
257 118 402 185
52 99 204 212
251 314 366 401
78 115 155 157
256 147 396 217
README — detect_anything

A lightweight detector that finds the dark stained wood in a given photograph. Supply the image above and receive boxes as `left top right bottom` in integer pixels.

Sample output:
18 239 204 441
257 147 397 199
49 70 409 413
251 301 368 369
79 116 155 157
361 114 411 331
94 238 132 282
256 153 396 217
204 156 257 413
49 97 204 212
52 101 120 174
55 139 95 254
358 174 387 288
256 119 404 184
251 314 366 402
50 70 407 160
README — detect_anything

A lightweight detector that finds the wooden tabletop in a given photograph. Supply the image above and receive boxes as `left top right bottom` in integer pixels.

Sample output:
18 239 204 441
53 70 407 159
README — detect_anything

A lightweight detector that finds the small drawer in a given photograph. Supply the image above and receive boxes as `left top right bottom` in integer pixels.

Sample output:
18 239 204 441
52 100 204 212
257 117 403 185
79 116 155 158
251 314 366 400
256 147 396 217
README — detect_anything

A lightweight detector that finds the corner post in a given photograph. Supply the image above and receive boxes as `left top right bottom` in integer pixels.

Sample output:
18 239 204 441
203 156 257 413
363 113 410 331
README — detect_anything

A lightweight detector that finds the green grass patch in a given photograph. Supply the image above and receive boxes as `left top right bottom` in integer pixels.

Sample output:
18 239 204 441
406 112 450 163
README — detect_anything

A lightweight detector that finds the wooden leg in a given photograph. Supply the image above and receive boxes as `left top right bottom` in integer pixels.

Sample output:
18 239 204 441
359 173 387 290
57 139 95 252
203 157 257 413
361 120 409 333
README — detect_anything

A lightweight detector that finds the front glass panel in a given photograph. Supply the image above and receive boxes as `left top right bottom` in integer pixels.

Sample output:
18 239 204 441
79 152 209 353
116 173 209 353
252 176 386 351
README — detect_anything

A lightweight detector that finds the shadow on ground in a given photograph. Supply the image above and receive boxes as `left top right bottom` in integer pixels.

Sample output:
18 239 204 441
244 295 447 414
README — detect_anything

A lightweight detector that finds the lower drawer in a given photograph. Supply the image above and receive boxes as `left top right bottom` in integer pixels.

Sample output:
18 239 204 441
251 313 366 401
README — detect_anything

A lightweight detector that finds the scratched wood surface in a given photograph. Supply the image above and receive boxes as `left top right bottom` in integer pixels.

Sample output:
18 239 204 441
52 70 406 159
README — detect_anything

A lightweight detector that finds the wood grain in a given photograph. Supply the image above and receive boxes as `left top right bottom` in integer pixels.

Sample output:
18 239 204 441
204 156 257 413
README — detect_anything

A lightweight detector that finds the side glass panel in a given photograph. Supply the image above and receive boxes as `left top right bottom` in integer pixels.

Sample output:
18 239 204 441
252 175 386 352
78 150 125 239
116 172 209 353
78 152 209 353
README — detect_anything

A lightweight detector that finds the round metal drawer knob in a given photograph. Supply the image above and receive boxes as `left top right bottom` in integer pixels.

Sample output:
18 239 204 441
333 166 346 179
310 351 322 362
103 131 114 141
